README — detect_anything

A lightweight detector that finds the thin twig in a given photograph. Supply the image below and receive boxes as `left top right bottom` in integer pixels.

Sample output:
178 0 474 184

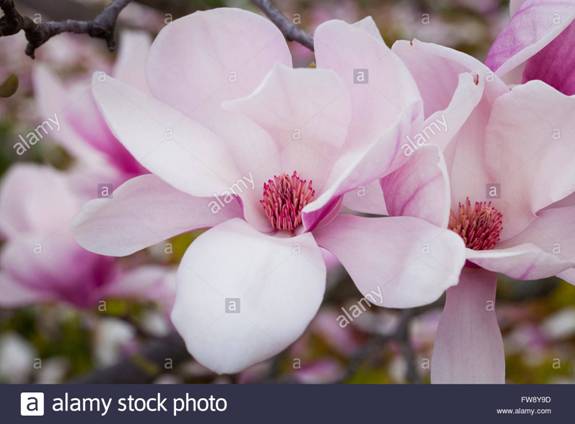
250 0 314 51
395 310 422 383
0 0 133 58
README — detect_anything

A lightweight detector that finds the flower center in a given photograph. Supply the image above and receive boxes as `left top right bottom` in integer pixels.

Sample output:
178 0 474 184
260 171 315 232
448 197 503 250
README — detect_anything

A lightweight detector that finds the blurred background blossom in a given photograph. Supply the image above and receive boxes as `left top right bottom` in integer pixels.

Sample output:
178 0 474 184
1 0 574 384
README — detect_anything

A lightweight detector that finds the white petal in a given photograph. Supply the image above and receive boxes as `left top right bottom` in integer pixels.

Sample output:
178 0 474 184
172 219 326 373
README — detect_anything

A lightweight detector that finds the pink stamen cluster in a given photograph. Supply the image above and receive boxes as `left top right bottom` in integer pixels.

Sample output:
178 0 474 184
448 197 503 250
260 171 315 233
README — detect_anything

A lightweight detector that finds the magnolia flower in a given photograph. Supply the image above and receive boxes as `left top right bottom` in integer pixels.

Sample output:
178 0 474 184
390 38 575 383
72 8 472 373
0 164 175 309
486 0 575 95
33 31 152 191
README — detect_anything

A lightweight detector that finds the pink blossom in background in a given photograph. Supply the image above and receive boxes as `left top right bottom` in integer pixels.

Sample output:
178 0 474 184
388 37 575 383
0 33 109 119
0 164 175 310
486 0 575 95
292 359 344 384
32 31 152 196
72 8 474 374
0 30 177 312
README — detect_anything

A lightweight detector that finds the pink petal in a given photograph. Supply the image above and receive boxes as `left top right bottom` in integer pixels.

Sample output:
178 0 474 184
314 19 421 151
0 164 78 237
486 0 575 82
91 74 241 197
466 245 572 280
415 73 484 153
559 268 575 285
381 144 450 228
0 272 52 307
302 195 343 233
279 140 335 195
342 180 388 215
171 219 325 374
303 19 424 229
225 65 352 193
225 65 351 151
73 174 242 257
431 267 505 383
353 16 382 40
314 215 466 308
65 82 142 175
32 65 105 164
147 8 292 124
0 165 116 307
112 31 152 93
202 112 280 232
302 109 417 231
65 162 125 201
393 40 508 205
547 192 575 209
392 40 487 123
33 65 143 175
144 9 296 228
523 21 575 94
468 206 575 279
1 231 115 308
485 80 575 239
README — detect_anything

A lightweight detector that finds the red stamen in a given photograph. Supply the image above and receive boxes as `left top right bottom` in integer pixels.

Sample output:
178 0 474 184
449 197 503 250
260 171 315 232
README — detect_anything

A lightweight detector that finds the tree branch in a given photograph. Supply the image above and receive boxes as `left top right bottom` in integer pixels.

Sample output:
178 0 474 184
250 0 314 51
0 0 133 58
394 310 422 383
18 0 103 21
19 0 198 21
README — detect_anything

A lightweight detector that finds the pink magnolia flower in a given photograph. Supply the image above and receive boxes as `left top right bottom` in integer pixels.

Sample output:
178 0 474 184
73 8 471 373
0 164 175 309
32 31 152 191
486 0 575 95
390 38 575 383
